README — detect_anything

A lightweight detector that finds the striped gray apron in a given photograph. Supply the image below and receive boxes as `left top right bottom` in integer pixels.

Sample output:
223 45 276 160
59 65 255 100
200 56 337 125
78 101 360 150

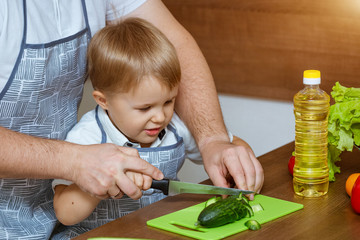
51 106 186 239
0 0 90 239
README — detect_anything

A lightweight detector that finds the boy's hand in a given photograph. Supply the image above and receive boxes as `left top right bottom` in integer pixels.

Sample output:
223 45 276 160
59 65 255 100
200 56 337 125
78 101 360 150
126 171 153 191
110 171 154 200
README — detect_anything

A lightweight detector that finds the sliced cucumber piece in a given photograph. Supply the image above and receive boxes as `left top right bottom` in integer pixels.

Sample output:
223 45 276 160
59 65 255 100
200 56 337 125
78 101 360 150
204 196 221 207
245 220 261 230
251 203 264 213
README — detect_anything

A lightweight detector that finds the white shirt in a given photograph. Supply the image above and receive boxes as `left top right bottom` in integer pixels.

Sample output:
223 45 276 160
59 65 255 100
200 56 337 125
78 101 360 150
52 107 206 188
0 0 146 91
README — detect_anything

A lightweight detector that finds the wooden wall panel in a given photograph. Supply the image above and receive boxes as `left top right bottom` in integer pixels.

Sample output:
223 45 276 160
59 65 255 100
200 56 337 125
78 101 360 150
163 0 360 101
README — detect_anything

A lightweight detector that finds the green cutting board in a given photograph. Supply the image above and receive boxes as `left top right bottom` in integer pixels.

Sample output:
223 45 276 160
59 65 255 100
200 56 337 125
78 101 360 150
147 194 303 240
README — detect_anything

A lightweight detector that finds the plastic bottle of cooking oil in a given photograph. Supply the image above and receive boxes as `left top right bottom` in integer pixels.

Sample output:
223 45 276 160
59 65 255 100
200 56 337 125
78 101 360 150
293 70 330 197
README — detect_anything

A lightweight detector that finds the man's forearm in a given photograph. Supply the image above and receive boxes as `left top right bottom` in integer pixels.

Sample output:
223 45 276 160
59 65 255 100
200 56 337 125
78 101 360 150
0 126 74 179
173 31 230 148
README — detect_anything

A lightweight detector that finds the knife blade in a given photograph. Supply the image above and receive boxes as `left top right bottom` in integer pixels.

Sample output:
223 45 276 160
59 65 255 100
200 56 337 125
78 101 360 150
151 179 254 196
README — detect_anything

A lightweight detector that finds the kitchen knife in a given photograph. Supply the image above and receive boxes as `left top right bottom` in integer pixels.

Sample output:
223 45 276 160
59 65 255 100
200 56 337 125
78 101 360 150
151 179 254 196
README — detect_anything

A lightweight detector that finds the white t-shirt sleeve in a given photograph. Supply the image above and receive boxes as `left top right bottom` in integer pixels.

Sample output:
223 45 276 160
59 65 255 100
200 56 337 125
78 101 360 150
106 0 147 21
65 110 103 145
170 113 202 162
52 179 73 190
170 113 233 163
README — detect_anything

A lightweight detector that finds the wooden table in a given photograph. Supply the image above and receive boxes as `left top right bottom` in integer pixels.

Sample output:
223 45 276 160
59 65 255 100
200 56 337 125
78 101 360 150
74 142 360 240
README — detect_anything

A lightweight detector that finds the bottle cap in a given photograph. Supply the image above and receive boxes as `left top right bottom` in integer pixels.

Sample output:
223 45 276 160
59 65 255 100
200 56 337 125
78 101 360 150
303 70 321 84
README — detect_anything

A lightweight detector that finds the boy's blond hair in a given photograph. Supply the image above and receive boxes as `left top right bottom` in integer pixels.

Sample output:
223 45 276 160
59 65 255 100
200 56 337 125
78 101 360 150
87 17 181 93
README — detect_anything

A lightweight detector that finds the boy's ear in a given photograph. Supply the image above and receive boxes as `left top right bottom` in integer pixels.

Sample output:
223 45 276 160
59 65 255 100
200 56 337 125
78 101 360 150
92 90 108 110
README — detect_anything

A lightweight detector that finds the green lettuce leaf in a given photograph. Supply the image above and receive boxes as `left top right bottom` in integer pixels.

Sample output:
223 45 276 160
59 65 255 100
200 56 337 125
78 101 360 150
327 145 341 182
328 82 360 181
331 81 360 103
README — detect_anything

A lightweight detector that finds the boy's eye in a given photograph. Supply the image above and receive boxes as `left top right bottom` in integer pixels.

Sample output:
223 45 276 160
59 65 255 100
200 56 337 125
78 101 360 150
165 99 174 105
138 106 151 111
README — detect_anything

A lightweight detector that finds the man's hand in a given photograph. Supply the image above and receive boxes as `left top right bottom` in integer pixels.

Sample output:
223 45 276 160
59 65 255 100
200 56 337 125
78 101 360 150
124 171 153 195
71 143 163 200
200 137 264 200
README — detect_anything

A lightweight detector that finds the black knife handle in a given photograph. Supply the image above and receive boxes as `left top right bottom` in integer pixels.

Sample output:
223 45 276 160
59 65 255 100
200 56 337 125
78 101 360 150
151 179 169 195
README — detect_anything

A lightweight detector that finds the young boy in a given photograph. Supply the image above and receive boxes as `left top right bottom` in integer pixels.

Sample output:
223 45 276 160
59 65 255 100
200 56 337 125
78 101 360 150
51 18 219 239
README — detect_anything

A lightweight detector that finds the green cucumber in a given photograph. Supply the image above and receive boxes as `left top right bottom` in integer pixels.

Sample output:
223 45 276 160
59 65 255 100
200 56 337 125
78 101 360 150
196 194 254 228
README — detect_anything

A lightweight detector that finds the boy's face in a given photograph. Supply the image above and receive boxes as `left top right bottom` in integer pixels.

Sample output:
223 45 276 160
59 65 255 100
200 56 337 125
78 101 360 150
99 76 178 147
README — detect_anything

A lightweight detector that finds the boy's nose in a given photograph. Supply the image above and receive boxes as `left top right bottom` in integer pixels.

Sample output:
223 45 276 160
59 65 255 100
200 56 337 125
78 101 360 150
152 110 165 123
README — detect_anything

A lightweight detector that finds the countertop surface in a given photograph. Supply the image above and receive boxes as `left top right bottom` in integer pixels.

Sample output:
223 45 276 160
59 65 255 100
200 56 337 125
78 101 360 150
74 141 360 240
